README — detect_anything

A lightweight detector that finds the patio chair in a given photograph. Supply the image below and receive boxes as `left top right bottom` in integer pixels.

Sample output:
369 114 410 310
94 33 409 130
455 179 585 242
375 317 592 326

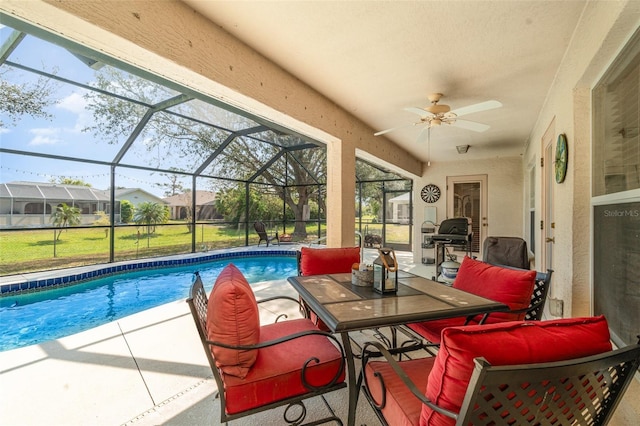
404 256 552 346
297 246 361 330
483 236 530 269
254 221 279 247
186 265 346 425
361 316 640 426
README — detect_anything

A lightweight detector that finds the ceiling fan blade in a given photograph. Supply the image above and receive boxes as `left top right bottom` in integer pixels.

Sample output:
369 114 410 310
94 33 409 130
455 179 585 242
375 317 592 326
374 123 413 136
451 119 490 132
416 126 430 144
403 107 431 118
451 100 502 117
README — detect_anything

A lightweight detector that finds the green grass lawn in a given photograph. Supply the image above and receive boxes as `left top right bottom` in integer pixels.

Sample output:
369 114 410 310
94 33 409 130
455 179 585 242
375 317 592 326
0 221 409 276
0 222 321 275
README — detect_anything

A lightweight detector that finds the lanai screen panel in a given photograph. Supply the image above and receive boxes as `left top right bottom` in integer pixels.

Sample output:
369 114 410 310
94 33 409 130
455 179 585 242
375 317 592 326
168 98 260 133
38 185 73 200
203 135 277 182
284 148 327 187
118 110 233 173
1 33 146 162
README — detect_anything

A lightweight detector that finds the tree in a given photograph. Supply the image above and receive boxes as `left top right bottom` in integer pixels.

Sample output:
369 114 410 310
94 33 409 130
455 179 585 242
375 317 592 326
49 177 92 187
215 186 282 228
119 200 134 223
50 203 81 241
133 202 169 247
0 69 57 128
157 170 186 197
83 68 327 239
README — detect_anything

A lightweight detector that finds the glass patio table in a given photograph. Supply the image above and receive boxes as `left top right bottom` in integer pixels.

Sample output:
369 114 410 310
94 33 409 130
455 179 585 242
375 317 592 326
287 271 508 426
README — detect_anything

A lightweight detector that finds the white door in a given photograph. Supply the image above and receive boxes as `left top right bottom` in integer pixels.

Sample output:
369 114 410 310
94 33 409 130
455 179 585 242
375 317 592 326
541 121 555 272
446 175 488 255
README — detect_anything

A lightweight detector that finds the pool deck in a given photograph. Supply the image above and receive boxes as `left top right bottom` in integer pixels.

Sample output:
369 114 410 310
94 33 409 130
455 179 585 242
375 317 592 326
1 246 638 425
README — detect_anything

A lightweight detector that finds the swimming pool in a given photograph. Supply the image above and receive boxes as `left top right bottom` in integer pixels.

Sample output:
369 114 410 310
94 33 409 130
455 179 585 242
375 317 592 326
0 253 298 352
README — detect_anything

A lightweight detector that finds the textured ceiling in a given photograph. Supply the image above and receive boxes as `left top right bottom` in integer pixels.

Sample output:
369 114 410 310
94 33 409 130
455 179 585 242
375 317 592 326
183 0 587 164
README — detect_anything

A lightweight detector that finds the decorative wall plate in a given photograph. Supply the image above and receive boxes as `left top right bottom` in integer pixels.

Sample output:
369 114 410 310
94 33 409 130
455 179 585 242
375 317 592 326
421 184 441 203
555 133 568 183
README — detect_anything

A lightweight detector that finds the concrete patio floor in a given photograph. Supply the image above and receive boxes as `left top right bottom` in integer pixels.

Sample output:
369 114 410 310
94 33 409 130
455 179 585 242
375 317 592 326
0 276 386 425
1 248 638 425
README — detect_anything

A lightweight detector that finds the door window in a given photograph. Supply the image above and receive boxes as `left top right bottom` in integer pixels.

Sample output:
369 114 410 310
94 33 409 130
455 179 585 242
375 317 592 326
447 175 487 254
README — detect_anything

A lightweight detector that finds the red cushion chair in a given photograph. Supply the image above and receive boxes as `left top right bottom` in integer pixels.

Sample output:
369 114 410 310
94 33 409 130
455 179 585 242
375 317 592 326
362 316 640 426
407 256 537 344
298 246 361 276
298 246 361 330
187 265 346 424
206 264 260 378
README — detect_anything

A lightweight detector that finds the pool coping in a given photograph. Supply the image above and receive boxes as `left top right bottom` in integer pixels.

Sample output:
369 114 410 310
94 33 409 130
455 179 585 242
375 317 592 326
0 246 301 295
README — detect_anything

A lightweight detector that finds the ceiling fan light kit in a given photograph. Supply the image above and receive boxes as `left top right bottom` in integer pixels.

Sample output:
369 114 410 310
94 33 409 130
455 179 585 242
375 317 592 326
375 93 503 138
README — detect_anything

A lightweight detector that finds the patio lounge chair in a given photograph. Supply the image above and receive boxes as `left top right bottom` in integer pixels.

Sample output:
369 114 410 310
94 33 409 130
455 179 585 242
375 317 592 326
361 316 640 426
254 221 279 247
186 266 346 424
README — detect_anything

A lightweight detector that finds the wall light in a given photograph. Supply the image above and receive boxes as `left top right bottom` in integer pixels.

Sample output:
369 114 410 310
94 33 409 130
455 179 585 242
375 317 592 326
456 144 470 154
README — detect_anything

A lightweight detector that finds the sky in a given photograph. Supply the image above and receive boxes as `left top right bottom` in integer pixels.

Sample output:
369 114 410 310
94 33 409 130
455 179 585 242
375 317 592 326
0 24 187 198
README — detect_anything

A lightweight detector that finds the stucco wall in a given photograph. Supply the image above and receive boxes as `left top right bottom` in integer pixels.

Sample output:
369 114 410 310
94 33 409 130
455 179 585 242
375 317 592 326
522 0 640 317
413 156 523 263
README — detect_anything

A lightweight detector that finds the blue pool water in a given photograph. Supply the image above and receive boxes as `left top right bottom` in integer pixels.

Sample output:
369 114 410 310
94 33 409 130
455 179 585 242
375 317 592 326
0 256 297 352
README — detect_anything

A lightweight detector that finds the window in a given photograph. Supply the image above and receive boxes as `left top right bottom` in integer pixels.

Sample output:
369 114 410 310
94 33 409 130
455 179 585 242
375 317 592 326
24 202 49 214
528 163 536 253
592 32 640 196
592 30 640 348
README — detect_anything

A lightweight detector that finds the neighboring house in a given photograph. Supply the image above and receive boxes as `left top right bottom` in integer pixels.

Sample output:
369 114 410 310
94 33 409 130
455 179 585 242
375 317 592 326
0 182 169 228
0 181 119 227
163 191 221 220
113 188 167 210
388 192 410 223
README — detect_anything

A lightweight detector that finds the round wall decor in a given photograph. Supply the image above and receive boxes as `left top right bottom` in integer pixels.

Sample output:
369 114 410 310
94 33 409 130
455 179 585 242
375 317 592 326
420 184 441 203
555 133 568 183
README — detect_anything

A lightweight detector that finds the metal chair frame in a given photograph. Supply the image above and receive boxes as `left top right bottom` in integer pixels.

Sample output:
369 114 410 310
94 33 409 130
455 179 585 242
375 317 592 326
394 268 553 349
187 272 346 425
361 339 640 426
510 267 553 321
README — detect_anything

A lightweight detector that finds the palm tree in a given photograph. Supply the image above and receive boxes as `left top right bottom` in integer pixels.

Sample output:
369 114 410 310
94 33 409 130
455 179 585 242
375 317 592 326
133 202 169 247
51 203 81 241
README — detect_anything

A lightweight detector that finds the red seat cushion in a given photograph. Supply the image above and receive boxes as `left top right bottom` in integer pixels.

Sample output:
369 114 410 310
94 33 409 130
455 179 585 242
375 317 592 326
406 317 469 345
206 263 260 379
452 256 536 323
299 246 360 276
365 357 436 426
421 316 613 426
223 318 345 415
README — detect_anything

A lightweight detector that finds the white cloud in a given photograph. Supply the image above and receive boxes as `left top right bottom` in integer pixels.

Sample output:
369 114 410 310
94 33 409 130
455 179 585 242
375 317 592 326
29 127 62 146
57 90 92 133
57 92 87 114
0 128 10 135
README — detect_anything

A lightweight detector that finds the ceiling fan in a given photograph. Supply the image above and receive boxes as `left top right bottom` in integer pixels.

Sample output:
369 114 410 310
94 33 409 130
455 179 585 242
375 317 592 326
375 93 502 143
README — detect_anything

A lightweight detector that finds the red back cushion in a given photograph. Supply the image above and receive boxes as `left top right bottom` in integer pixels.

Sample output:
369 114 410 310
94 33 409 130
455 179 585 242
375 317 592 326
453 256 536 322
420 316 612 426
299 246 361 276
206 263 260 379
